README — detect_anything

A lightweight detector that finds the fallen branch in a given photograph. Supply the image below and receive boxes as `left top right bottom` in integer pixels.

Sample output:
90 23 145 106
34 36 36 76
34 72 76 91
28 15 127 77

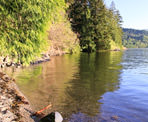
33 103 52 117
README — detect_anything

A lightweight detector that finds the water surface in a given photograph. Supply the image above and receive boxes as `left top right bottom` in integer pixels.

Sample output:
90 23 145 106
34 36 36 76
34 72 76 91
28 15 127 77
6 49 148 121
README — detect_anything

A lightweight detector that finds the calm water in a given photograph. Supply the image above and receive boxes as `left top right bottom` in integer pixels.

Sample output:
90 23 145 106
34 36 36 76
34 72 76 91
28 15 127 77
5 49 148 121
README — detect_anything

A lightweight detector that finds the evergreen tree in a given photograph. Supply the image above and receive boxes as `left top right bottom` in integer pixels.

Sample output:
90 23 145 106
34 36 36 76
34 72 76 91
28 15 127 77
90 0 112 50
67 0 123 51
109 1 123 48
68 0 96 52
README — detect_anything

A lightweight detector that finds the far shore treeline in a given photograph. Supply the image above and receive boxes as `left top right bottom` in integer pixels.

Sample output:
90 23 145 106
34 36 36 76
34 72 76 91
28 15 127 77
123 28 148 48
0 0 123 65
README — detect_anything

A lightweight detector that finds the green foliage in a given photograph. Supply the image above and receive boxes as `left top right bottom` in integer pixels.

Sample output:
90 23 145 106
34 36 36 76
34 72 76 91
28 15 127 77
0 0 66 65
123 28 148 48
68 0 96 52
108 2 123 49
0 0 123 65
67 0 123 52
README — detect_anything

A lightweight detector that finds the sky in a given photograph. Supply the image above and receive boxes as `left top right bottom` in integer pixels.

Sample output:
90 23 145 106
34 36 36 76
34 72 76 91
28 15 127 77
105 0 148 30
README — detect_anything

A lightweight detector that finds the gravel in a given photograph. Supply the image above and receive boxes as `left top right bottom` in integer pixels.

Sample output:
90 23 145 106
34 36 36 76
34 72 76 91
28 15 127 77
0 72 37 122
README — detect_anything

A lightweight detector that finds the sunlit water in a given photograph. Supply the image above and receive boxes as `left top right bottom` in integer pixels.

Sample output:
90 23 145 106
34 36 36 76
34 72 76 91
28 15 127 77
4 49 148 122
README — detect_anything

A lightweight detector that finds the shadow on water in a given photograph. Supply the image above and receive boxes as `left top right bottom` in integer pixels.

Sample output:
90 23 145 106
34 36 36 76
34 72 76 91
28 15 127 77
5 51 123 121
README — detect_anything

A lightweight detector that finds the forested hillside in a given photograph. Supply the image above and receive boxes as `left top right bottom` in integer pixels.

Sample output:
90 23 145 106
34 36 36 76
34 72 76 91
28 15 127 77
0 0 123 65
122 28 148 48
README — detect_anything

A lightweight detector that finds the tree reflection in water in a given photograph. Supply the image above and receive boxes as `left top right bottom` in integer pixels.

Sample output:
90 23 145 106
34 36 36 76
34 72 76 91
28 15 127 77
8 51 123 121
61 52 123 121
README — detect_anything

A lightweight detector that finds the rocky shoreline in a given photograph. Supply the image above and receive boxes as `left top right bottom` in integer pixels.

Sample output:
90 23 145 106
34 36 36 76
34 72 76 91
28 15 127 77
0 54 50 68
0 65 64 122
0 72 40 122
0 48 67 122
0 48 66 68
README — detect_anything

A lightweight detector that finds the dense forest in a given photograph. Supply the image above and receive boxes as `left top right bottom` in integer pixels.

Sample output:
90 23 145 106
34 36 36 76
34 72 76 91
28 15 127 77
0 0 123 65
122 28 148 48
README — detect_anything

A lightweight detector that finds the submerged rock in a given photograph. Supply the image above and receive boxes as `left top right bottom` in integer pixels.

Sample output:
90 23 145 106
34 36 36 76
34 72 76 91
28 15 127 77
111 115 119 120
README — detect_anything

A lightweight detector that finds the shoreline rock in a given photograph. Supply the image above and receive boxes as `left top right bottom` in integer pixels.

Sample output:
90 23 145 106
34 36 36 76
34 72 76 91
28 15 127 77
0 49 66 68
0 72 63 122
0 54 50 68
0 72 39 122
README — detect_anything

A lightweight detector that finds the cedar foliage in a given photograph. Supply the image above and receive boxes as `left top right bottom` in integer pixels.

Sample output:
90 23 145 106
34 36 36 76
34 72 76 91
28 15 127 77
0 0 66 65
